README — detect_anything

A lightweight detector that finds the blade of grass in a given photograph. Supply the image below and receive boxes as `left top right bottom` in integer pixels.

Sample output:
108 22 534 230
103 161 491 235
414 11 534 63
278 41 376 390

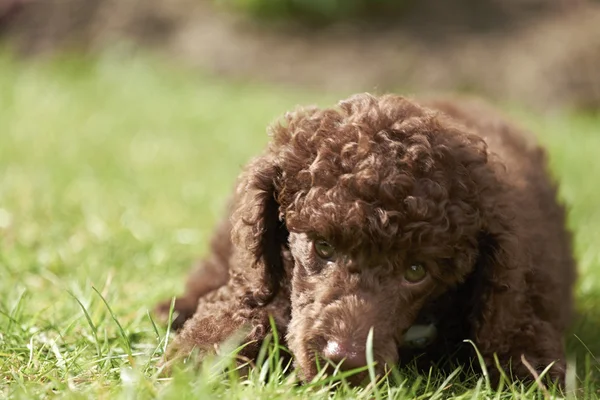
464 339 491 392
365 327 381 400
492 353 509 393
7 288 26 333
92 286 134 366
522 355 553 399
429 367 461 400
68 290 102 358
147 309 160 342
469 378 484 400
163 297 176 355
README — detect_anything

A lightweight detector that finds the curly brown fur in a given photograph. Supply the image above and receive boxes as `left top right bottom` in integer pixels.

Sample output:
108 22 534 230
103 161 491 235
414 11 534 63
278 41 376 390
156 93 575 386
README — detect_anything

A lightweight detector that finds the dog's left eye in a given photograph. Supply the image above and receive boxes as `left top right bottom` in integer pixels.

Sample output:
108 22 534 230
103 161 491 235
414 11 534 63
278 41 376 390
313 240 336 260
404 263 427 283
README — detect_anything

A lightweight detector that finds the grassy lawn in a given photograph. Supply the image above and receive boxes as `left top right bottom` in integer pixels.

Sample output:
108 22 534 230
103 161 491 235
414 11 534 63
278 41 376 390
0 49 599 399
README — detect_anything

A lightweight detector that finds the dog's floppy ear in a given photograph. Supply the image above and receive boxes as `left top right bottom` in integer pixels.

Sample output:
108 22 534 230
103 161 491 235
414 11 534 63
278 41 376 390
232 154 289 306
469 215 529 359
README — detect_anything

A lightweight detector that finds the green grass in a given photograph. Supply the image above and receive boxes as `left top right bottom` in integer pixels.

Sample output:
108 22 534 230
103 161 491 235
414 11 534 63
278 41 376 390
0 48 599 399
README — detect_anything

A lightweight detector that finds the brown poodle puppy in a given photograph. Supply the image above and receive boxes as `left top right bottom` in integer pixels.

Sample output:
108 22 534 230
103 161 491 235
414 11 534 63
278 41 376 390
157 94 575 385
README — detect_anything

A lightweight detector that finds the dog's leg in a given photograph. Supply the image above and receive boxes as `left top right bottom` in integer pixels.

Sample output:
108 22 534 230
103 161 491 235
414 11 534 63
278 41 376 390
480 320 566 387
162 283 291 371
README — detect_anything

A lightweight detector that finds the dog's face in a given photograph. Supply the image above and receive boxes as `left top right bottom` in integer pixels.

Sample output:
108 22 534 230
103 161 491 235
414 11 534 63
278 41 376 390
285 232 461 382
237 95 497 383
282 181 482 383
275 122 487 382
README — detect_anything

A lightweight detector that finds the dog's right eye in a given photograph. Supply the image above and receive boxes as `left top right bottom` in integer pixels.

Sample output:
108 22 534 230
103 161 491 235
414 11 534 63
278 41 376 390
313 240 336 260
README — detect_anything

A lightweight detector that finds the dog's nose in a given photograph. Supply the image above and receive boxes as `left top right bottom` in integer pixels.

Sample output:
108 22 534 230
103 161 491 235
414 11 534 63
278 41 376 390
322 340 367 371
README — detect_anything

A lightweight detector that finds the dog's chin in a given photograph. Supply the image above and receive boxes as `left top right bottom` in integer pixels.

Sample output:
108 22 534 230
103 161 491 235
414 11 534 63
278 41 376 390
290 340 320 381
294 355 319 383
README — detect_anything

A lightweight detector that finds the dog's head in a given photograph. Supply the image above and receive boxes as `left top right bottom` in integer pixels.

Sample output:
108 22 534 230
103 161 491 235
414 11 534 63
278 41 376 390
232 94 518 383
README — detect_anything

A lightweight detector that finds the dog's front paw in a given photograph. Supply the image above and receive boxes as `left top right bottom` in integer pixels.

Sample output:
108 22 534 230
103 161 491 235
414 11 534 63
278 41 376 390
517 355 566 387
490 355 566 388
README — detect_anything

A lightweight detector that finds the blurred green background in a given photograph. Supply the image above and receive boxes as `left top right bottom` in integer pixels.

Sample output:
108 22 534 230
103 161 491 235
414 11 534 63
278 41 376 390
1 1 600 398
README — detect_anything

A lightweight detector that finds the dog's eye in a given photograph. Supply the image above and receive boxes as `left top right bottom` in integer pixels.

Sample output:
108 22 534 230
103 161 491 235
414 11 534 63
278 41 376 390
404 263 427 283
313 240 335 260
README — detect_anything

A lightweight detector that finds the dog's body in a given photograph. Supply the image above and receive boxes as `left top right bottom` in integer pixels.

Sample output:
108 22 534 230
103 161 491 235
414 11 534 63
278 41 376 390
157 94 575 384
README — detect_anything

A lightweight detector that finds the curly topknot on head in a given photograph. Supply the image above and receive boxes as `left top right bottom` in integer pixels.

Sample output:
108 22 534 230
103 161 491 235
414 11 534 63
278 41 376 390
261 94 495 259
